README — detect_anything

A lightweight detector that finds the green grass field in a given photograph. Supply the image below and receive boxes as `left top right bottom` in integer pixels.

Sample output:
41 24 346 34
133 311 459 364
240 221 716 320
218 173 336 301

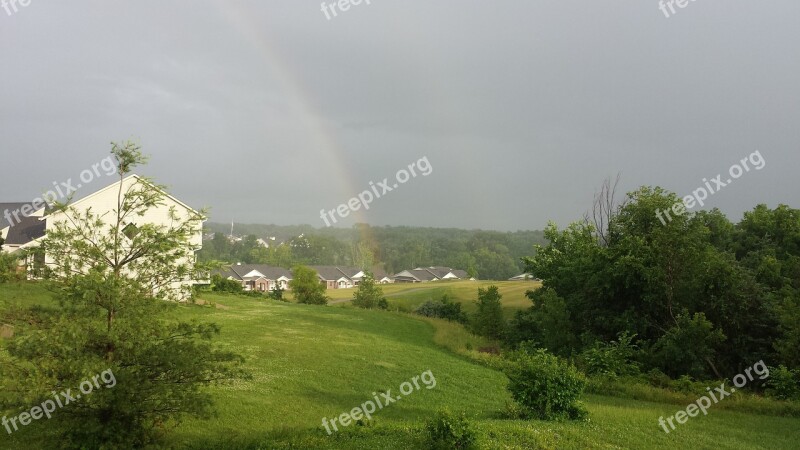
326 280 540 318
1 282 799 449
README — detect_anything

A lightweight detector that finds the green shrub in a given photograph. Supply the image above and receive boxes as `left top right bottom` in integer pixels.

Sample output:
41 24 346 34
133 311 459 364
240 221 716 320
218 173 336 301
503 348 588 421
211 274 244 293
0 252 22 283
425 409 477 450
414 294 467 323
580 331 640 377
766 365 800 401
268 285 286 301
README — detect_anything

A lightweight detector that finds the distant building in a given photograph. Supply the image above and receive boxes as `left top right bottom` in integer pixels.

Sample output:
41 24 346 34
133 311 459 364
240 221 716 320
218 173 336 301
508 273 541 281
393 266 473 283
211 265 393 291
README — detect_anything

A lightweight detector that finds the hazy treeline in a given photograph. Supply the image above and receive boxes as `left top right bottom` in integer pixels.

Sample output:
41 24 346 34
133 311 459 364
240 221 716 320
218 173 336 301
200 223 547 280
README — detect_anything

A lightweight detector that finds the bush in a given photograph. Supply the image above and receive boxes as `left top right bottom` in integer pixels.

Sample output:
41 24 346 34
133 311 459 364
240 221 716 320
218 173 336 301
268 285 286 301
414 294 467 323
580 331 640 377
211 274 243 293
425 409 477 450
0 252 22 283
503 348 588 421
766 365 800 401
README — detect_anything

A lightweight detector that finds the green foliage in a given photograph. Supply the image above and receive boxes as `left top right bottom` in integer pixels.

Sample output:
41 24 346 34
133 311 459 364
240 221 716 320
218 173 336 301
580 331 640 377
651 313 726 379
351 272 385 309
0 142 247 448
414 294 468 323
775 293 800 368
424 409 477 450
502 348 588 421
210 274 243 294
508 287 577 357
518 187 800 380
472 285 505 340
199 223 548 280
766 365 800 401
0 251 22 283
289 265 329 305
268 284 286 301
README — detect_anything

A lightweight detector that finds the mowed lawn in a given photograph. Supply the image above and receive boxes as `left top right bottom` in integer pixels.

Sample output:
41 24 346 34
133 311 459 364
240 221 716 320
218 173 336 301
327 280 540 318
1 283 800 449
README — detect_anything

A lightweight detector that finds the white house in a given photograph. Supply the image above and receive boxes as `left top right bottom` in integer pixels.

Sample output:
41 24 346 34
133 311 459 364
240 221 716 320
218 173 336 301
1 175 203 299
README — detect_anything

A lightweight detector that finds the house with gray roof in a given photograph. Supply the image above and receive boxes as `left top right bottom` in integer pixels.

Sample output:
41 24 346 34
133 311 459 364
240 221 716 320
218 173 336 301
213 264 292 292
393 266 473 283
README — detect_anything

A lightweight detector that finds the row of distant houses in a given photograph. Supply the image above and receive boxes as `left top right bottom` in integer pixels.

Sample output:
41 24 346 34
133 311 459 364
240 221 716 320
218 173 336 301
212 265 474 292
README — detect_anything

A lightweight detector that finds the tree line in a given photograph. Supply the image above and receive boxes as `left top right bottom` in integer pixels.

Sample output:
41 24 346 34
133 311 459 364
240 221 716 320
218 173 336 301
507 186 800 388
199 223 547 280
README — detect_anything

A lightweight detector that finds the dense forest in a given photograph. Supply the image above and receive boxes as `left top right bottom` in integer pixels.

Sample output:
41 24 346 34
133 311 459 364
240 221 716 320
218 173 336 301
509 186 800 384
199 223 547 280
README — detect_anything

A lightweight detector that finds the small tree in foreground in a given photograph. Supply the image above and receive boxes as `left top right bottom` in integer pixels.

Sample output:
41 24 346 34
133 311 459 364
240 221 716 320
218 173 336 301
472 285 506 340
290 265 328 305
352 272 385 309
0 141 247 448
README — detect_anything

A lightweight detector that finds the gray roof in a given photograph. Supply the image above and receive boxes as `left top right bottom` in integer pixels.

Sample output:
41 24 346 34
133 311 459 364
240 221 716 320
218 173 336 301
450 269 469 279
0 203 29 231
213 264 292 281
5 215 46 245
395 267 469 281
310 266 353 281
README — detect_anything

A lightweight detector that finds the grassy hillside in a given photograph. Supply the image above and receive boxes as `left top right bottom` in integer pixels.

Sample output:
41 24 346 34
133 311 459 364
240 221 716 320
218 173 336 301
1 283 799 449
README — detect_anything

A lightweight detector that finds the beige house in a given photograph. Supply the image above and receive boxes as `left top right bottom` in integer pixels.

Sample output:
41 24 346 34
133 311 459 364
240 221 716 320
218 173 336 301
1 175 203 299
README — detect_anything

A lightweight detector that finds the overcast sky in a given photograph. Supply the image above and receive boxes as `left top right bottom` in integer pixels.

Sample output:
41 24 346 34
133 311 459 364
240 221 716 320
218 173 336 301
2 1 798 231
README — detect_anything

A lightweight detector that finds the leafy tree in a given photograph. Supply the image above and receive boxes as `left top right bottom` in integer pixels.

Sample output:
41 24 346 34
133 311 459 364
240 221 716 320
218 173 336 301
651 313 726 379
289 265 328 305
0 141 246 448
351 271 385 309
509 288 577 357
472 285 506 340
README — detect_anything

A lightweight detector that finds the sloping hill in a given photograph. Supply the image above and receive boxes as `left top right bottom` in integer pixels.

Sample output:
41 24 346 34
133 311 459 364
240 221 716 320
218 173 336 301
2 284 800 449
